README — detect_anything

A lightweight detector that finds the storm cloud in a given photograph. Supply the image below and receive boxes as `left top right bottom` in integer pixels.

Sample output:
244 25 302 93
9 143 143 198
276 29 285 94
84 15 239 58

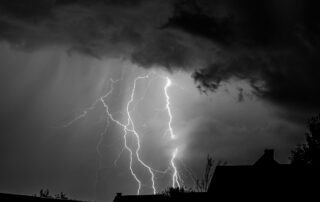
2 1 320 200
164 0 320 119
1 0 320 120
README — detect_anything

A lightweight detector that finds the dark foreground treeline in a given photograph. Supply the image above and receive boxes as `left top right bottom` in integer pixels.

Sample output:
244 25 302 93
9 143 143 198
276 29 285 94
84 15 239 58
0 193 84 202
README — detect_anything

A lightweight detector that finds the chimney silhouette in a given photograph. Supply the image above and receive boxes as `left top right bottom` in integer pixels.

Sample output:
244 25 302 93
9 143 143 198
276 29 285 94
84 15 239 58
264 149 274 161
254 149 278 166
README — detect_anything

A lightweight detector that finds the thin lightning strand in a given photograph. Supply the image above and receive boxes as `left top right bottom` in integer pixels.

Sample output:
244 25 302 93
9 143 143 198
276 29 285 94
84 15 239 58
170 148 180 188
164 77 181 188
126 76 156 195
113 85 152 167
95 122 109 198
62 78 151 195
101 75 156 195
164 78 175 140
62 74 182 194
64 79 119 199
100 79 142 195
62 99 100 127
60 78 120 128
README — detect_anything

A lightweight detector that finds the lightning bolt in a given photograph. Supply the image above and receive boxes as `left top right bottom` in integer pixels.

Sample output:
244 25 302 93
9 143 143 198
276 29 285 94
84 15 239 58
62 99 100 128
164 77 181 188
164 78 175 140
62 73 182 195
100 75 156 195
170 148 180 188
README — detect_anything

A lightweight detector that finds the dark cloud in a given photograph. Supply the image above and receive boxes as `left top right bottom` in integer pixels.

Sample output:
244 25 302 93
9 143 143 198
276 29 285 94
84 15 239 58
131 32 196 71
164 0 320 119
0 0 171 55
0 0 319 120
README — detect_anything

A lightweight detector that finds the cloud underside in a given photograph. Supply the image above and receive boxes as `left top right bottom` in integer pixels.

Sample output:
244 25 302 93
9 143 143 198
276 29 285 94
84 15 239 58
1 0 320 119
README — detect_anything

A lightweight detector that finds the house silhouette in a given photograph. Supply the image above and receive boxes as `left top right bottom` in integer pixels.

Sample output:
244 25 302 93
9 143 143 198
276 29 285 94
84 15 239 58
208 149 320 200
114 149 320 202
1 149 317 202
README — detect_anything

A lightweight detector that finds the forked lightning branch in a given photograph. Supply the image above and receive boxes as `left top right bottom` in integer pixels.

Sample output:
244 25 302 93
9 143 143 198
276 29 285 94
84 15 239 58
63 73 181 195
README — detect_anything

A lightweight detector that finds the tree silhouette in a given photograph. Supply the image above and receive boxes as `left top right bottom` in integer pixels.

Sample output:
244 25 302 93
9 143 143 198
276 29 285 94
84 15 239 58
55 192 68 200
290 113 320 166
195 154 226 192
39 189 52 198
161 187 186 197
38 189 70 200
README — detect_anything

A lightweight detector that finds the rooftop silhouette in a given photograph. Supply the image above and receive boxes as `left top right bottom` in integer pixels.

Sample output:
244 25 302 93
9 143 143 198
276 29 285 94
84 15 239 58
115 149 320 202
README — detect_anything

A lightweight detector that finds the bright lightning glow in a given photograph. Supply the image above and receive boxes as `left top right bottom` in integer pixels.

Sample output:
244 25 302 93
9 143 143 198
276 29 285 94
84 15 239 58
170 148 180 188
125 75 156 195
164 77 181 188
100 75 156 195
62 73 182 195
164 78 175 140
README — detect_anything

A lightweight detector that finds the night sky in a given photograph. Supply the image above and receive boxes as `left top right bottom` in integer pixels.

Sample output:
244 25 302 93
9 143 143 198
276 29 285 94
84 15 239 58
0 0 319 202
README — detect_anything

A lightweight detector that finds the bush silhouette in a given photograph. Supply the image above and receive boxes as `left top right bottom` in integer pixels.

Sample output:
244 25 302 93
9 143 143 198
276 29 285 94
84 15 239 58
161 187 186 196
290 113 320 166
195 154 226 192
39 189 52 198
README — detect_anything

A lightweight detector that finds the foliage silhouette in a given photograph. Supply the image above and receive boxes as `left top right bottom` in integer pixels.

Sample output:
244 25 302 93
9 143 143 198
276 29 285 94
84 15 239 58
38 189 69 200
290 113 320 166
161 187 187 197
194 154 226 192
55 192 69 200
39 189 52 198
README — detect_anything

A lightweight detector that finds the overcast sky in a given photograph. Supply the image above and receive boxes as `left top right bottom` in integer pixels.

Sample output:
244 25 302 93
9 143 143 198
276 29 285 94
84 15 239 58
0 1 319 202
